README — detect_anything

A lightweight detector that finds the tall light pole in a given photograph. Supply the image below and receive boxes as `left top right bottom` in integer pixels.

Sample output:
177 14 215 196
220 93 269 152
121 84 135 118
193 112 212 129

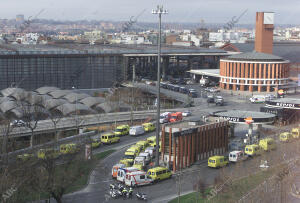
152 5 168 166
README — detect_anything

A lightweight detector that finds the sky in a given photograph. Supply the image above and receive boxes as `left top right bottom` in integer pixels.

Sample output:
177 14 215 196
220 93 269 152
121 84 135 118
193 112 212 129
1 0 299 24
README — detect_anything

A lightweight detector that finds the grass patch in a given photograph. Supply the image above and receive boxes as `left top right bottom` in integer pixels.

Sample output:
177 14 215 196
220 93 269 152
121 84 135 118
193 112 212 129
169 189 211 203
169 165 286 203
94 149 116 160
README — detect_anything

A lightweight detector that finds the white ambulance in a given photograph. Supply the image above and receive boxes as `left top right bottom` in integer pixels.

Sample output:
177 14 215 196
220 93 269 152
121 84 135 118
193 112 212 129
124 171 153 187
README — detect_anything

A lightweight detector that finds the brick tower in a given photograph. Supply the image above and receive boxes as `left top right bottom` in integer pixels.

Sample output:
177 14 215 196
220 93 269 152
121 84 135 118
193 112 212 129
255 12 274 54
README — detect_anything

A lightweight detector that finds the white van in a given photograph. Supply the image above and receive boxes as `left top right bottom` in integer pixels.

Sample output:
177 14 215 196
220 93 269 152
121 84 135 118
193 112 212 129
249 95 265 103
129 126 145 136
139 152 151 164
229 151 247 163
117 167 139 182
145 147 155 158
133 156 146 170
125 171 153 187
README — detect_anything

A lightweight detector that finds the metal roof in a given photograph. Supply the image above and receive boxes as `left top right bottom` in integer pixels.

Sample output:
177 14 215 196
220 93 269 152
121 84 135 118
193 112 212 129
0 44 228 56
189 69 220 77
224 51 284 61
64 93 90 103
49 90 72 99
43 98 67 110
80 97 105 107
36 86 60 95
55 103 94 116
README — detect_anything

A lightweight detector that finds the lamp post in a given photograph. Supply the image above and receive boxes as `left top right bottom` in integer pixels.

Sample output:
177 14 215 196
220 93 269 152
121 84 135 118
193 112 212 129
152 5 168 166
72 86 78 132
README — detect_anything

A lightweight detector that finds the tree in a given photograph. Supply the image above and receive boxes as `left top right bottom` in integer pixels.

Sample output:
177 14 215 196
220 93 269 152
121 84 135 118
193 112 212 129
27 144 88 203
17 93 47 147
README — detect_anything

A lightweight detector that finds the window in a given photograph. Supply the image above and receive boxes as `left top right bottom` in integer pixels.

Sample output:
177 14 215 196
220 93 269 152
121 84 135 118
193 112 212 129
163 170 166 174
140 175 145 179
118 171 120 176
152 172 155 175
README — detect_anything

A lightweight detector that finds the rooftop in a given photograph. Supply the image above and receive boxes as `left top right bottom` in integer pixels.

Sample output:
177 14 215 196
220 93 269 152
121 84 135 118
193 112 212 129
222 51 285 62
0 44 228 56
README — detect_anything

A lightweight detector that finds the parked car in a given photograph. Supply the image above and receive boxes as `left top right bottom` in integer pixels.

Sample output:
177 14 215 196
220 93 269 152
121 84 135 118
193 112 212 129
249 95 266 103
142 123 156 132
10 120 25 127
117 167 139 183
259 138 276 151
229 151 247 163
147 167 172 182
101 132 120 144
129 126 145 136
182 111 192 117
244 144 263 156
170 112 183 122
209 87 220 93
179 87 189 94
114 125 130 136
265 94 276 101
207 95 215 103
208 156 228 168
214 96 224 106
125 171 153 187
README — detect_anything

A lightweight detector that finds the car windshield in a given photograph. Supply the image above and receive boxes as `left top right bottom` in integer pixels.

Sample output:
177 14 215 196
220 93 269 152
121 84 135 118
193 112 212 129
115 129 122 132
124 155 134 159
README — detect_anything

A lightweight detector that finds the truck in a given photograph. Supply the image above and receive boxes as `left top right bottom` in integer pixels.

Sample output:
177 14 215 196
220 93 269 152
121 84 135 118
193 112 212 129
170 112 183 122
200 77 210 87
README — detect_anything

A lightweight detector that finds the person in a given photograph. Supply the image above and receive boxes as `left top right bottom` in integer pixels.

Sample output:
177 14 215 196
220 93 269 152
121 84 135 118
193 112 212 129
128 187 133 198
122 187 128 198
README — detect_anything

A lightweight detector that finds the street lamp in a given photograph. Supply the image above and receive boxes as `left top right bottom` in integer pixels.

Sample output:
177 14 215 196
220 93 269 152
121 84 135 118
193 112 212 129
72 86 78 132
152 5 168 167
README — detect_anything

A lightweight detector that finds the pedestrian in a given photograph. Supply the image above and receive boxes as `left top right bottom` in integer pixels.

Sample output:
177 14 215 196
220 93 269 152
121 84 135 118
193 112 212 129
128 187 133 198
122 187 128 199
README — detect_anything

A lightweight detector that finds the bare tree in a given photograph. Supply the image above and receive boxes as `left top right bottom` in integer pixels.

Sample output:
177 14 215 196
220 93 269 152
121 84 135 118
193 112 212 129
17 93 47 147
33 145 87 203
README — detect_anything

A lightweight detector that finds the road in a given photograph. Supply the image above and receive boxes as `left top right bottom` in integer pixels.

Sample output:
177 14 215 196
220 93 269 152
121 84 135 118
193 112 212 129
3 111 157 138
60 94 272 203
62 126 300 203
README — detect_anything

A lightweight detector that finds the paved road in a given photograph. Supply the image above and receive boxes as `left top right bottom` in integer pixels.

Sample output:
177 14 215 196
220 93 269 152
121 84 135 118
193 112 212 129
63 127 299 203
3 111 157 138
59 95 271 203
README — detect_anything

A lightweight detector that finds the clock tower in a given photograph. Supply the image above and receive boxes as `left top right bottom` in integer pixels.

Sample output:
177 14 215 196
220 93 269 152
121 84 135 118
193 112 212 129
255 12 274 54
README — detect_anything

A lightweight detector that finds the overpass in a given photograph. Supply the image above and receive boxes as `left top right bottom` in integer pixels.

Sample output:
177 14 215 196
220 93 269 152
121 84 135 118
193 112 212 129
1 111 156 139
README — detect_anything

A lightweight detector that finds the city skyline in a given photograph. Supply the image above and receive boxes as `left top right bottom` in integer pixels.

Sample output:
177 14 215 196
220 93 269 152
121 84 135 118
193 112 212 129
0 0 299 24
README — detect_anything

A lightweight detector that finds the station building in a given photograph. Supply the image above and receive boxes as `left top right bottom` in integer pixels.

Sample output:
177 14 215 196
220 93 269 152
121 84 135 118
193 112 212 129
160 116 229 172
219 12 290 93
0 43 229 91
219 52 290 92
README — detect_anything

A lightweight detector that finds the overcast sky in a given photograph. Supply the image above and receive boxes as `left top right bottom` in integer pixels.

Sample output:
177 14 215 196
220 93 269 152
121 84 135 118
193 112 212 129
1 0 299 24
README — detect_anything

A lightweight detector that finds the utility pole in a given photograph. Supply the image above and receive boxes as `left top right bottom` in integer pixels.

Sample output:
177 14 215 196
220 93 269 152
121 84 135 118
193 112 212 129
152 5 168 166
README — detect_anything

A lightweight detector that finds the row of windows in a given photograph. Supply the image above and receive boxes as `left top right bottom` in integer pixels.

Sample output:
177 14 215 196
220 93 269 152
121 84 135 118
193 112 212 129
0 56 123 90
